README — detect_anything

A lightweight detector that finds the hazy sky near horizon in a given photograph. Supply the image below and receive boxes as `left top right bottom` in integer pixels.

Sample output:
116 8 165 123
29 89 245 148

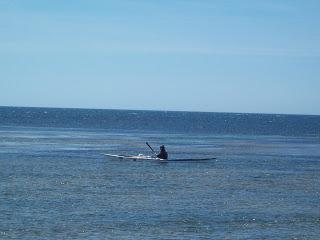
1 0 320 114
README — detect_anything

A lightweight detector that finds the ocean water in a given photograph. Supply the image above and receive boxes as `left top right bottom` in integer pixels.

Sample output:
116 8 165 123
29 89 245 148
0 106 320 239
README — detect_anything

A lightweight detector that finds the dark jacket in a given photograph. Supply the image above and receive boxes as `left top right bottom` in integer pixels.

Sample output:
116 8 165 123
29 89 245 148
157 147 168 159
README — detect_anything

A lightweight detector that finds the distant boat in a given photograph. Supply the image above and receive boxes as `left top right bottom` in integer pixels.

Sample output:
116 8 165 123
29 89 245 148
104 153 216 162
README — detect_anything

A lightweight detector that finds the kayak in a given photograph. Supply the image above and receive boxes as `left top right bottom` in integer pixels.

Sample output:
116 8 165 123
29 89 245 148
104 153 216 162
168 157 216 161
104 153 166 161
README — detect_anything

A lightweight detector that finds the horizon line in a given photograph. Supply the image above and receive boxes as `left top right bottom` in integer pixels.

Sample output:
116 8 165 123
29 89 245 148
1 105 319 117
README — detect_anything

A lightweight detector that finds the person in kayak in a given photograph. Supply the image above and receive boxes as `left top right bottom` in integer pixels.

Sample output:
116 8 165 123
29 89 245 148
157 145 168 159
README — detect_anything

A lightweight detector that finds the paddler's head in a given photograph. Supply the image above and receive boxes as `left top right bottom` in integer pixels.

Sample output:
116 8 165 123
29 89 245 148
160 145 165 150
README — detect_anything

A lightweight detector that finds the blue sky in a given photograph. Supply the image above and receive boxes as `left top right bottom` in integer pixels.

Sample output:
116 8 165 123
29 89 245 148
1 0 319 114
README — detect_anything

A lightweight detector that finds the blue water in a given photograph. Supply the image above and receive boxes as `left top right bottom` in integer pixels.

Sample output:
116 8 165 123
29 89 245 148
1 106 320 239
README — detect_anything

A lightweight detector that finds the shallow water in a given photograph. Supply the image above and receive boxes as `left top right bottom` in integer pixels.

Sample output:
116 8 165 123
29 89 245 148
0 107 320 239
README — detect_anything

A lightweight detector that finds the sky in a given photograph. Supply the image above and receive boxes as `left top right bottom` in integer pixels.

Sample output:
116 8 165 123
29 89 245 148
1 0 320 115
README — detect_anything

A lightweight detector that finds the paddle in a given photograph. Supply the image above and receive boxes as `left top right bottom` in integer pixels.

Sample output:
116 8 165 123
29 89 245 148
146 142 155 154
146 142 168 161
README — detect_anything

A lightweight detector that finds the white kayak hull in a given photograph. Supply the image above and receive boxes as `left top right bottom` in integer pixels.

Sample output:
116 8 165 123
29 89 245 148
104 153 216 162
104 153 167 161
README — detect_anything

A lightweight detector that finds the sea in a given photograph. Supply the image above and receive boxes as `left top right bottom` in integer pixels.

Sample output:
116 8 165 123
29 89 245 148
0 106 319 240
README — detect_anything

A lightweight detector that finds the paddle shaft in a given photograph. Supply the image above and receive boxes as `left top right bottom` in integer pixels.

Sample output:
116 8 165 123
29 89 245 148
146 142 155 153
